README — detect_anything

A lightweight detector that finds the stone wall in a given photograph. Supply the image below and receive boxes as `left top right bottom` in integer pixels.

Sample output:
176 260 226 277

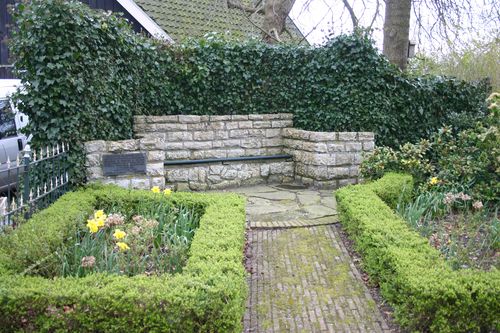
85 138 165 189
133 114 293 160
85 113 375 190
283 129 375 188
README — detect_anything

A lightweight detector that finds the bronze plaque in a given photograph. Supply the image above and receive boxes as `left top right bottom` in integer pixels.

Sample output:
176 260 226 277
103 153 146 176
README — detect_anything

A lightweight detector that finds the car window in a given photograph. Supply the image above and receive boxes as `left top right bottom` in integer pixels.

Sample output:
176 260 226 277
0 99 17 139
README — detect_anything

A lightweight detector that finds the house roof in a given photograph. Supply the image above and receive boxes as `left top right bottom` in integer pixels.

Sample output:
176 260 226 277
133 0 306 43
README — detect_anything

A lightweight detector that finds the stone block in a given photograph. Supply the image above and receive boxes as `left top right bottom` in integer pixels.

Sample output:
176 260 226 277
167 131 193 141
148 115 178 123
189 182 208 191
349 166 360 177
164 142 183 150
221 168 238 180
241 138 262 149
263 114 282 120
113 177 132 188
209 115 231 121
358 132 375 141
271 120 293 128
178 115 202 123
187 122 208 131
283 128 309 140
150 177 165 188
183 141 213 150
327 143 345 152
133 116 147 124
302 141 328 153
280 113 294 120
85 140 106 153
338 178 358 187
209 165 224 174
175 182 190 191
226 148 245 157
223 139 241 147
328 167 350 178
155 123 188 131
247 129 266 137
192 149 226 159
334 153 353 165
263 138 282 148
211 140 224 148
193 131 215 141
139 137 165 150
226 122 239 130
147 150 165 162
86 166 103 180
265 128 282 138
260 164 270 177
363 141 375 151
248 114 264 120
229 129 248 138
338 132 358 141
253 121 272 128
166 168 189 182
308 132 337 142
130 177 150 189
214 131 230 140
209 180 241 190
108 139 139 152
353 153 363 164
86 153 101 167
146 162 164 176
305 165 329 180
165 150 190 160
231 115 248 120
207 121 225 130
345 142 363 152
238 121 253 129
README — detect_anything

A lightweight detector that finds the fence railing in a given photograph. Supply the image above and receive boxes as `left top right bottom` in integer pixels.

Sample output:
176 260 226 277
0 143 70 229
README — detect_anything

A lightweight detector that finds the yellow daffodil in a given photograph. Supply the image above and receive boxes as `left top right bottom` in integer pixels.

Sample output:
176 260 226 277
151 186 161 194
163 188 172 196
94 210 105 219
86 219 99 233
429 177 439 186
116 242 130 252
96 218 105 228
113 229 127 240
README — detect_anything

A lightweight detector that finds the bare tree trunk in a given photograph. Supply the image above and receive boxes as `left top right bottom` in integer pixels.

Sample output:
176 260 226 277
383 0 412 70
261 0 296 43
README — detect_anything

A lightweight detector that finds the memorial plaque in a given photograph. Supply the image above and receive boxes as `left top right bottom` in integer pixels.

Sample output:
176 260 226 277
103 153 146 176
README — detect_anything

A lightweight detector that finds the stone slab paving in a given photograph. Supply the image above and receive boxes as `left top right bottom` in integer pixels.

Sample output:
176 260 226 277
237 184 391 333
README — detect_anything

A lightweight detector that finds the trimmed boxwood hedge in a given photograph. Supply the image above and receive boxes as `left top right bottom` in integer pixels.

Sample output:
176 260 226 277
0 185 247 332
336 173 500 332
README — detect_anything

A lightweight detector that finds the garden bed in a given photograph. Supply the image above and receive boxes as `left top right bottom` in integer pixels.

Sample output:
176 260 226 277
336 173 500 332
0 184 247 332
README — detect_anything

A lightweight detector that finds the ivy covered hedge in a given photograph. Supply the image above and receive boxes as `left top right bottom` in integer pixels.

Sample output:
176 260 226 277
0 185 247 332
336 173 500 332
11 0 490 183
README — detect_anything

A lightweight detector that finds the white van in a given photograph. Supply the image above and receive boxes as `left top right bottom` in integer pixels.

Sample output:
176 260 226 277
0 79 29 193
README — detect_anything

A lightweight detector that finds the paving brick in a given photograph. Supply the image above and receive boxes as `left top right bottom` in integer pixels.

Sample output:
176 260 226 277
241 185 393 332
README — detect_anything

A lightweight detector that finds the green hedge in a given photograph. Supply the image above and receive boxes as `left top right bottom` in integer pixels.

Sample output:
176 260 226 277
11 0 490 183
336 173 500 332
0 185 247 332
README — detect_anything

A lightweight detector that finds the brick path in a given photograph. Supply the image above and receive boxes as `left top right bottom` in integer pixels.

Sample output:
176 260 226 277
231 184 391 333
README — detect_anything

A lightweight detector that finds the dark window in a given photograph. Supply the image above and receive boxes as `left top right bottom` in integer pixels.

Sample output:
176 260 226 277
0 99 16 139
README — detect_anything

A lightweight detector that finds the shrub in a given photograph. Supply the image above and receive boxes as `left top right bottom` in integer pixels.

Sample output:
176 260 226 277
336 173 500 332
11 0 490 184
361 93 500 203
0 185 247 332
